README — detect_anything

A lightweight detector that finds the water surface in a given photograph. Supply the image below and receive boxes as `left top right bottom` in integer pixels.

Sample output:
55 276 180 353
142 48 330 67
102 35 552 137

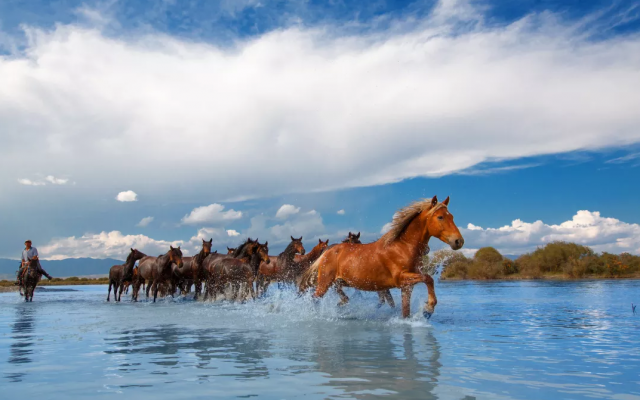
1 281 639 399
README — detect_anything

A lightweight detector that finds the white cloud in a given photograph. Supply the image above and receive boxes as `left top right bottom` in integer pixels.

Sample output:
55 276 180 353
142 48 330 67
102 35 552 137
181 203 242 225
17 175 68 186
116 190 137 202
226 229 240 237
136 216 154 227
45 175 69 185
17 178 46 186
380 222 393 234
337 209 345 215
462 210 640 255
2 1 639 202
40 231 185 260
275 204 301 219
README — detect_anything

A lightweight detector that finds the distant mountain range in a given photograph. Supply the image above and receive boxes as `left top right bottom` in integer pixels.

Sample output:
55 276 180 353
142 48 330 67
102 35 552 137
0 257 124 279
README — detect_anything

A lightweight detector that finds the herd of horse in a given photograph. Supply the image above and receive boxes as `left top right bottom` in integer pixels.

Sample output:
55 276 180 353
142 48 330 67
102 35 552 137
21 196 463 319
105 195 464 319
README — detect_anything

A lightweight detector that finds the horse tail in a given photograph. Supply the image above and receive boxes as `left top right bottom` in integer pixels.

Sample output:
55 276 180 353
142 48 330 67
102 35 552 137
298 255 323 293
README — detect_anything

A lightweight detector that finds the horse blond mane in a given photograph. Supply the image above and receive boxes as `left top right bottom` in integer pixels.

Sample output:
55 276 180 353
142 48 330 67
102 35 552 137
381 199 444 246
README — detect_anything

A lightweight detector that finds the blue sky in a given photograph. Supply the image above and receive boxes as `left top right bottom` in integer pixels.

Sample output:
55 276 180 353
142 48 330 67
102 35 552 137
1 0 639 259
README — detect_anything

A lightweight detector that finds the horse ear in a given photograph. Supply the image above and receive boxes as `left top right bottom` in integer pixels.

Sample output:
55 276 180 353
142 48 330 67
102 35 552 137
356 232 360 239
265 241 268 246
326 239 330 244
291 236 294 241
443 196 450 206
170 245 174 250
319 238 322 244
131 248 134 252
209 238 213 244
431 195 438 207
299 236 303 241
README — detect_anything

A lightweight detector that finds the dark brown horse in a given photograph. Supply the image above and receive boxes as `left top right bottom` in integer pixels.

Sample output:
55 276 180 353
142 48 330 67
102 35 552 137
20 261 41 302
202 238 260 300
170 239 214 297
191 238 213 300
256 236 306 296
107 248 147 302
210 241 270 302
133 246 184 302
299 196 463 319
226 247 236 255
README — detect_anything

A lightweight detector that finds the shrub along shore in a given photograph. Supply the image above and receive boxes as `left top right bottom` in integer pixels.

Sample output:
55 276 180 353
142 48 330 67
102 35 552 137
424 241 640 280
0 276 109 288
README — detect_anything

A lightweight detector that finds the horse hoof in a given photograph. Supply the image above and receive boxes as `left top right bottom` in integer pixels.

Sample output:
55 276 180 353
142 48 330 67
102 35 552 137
376 303 384 309
423 311 432 320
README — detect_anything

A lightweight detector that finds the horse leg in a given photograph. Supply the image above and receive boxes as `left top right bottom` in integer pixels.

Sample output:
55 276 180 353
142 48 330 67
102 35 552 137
152 280 158 303
313 268 337 300
335 280 350 307
383 290 396 308
117 282 124 302
401 286 413 318
376 291 386 308
398 272 436 318
145 279 152 298
249 278 256 300
107 280 112 302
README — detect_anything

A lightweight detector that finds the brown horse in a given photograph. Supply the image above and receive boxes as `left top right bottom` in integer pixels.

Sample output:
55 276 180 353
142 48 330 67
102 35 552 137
226 247 236 255
210 241 270 302
256 236 306 296
202 238 260 300
300 196 463 319
191 239 213 300
20 261 41 302
132 246 184 302
171 239 214 297
107 248 147 302
333 231 396 308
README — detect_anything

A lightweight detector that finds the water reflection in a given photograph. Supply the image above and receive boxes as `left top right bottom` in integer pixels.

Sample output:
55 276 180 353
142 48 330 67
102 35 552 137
5 306 36 382
104 325 271 384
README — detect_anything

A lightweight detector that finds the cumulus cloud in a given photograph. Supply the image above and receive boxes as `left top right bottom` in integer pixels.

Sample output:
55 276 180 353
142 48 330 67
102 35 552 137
136 216 154 227
226 229 240 237
275 204 301 219
40 231 185 260
45 175 69 184
337 209 345 215
2 1 639 202
380 222 393 234
181 203 242 225
116 190 137 202
462 210 640 255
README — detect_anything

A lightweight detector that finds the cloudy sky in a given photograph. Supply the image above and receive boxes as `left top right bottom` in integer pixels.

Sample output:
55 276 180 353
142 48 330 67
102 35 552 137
1 0 639 260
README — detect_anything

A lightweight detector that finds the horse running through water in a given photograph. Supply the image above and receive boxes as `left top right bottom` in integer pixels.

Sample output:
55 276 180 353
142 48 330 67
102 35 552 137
210 241 270 302
20 261 41 302
299 196 464 319
191 239 213 300
133 246 184 302
107 248 147 302
257 236 306 296
202 238 260 300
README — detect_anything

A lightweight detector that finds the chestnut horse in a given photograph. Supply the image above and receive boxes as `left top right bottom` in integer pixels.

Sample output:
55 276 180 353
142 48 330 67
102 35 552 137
299 196 463 319
191 238 213 300
133 246 184 302
256 236 306 296
107 248 147 302
210 241 270 302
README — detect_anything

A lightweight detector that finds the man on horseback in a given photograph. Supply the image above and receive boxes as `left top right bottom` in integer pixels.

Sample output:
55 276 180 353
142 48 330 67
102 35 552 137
16 240 52 286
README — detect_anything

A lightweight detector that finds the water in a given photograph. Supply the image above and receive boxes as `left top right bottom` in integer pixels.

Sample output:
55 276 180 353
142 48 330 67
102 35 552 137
1 281 639 399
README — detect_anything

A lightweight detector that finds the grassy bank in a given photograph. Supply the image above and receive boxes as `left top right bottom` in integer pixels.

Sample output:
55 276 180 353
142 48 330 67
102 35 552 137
0 276 109 287
424 241 640 281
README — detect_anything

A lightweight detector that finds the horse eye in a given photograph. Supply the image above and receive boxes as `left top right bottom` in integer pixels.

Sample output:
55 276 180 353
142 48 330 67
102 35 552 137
437 216 444 220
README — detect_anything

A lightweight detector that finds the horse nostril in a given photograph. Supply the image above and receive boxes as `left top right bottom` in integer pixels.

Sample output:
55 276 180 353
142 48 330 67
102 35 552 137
455 238 464 248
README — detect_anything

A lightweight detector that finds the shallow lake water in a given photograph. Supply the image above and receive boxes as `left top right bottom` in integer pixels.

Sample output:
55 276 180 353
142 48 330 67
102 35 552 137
1 280 639 399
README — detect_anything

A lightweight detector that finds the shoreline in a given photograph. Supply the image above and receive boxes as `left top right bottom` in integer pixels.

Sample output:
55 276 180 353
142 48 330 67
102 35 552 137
439 273 640 282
